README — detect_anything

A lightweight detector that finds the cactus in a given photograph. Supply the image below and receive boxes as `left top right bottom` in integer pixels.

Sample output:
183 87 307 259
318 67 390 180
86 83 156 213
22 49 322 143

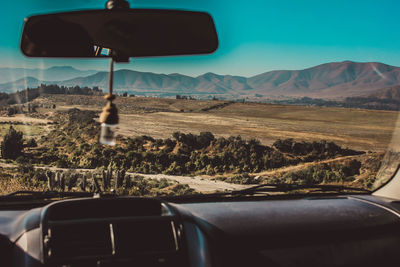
102 170 108 191
59 173 65 192
45 169 131 192
92 173 101 192
101 167 113 190
115 170 120 189
125 174 132 189
46 171 54 190
80 174 87 191
107 166 113 188
54 172 60 189
115 169 126 189
68 174 78 191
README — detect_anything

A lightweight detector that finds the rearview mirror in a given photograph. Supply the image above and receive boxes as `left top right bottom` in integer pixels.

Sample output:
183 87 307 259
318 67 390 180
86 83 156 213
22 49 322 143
20 9 218 59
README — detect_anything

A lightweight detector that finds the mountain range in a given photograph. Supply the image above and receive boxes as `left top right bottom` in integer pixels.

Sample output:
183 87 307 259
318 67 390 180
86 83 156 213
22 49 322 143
0 66 98 83
1 61 400 99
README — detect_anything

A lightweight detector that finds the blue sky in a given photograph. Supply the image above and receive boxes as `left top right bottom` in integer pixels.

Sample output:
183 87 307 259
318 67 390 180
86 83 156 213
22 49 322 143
1 0 400 76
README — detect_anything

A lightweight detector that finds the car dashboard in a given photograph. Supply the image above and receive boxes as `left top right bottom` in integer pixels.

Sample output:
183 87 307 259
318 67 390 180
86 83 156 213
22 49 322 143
0 194 400 267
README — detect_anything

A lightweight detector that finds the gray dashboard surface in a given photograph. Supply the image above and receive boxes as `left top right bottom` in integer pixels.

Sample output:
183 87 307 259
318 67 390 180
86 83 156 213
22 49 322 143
172 196 400 245
0 209 41 242
0 195 400 267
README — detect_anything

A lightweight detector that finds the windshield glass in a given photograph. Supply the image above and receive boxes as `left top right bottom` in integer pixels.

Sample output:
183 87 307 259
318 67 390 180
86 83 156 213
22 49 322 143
1 0 400 197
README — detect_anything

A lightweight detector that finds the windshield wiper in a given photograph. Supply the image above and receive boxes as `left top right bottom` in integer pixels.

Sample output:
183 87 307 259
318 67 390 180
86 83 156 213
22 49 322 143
230 183 371 196
0 190 96 200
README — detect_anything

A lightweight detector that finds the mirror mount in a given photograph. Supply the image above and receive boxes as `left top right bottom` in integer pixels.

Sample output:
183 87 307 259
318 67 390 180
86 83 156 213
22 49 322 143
106 0 130 10
106 0 131 63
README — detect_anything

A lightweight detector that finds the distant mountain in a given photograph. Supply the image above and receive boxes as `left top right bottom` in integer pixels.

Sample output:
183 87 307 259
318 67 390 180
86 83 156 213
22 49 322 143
58 70 255 94
248 61 400 98
0 66 98 83
0 77 43 93
59 70 197 93
1 61 400 98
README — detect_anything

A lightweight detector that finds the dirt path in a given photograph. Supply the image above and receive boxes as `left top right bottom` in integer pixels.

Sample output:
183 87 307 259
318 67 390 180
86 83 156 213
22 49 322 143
251 154 364 177
0 154 364 193
128 172 248 192
0 114 50 124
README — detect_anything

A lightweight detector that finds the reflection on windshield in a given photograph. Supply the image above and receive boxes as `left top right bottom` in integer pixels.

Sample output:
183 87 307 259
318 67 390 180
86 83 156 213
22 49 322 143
373 116 400 189
0 75 398 196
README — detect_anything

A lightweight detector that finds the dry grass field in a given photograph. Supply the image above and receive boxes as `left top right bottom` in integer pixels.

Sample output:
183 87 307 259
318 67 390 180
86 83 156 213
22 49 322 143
38 94 400 152
0 94 398 194
0 114 49 139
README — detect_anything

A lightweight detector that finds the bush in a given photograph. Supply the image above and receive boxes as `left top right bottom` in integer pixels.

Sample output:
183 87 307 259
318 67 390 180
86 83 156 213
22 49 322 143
281 160 362 185
1 126 24 159
224 173 259 184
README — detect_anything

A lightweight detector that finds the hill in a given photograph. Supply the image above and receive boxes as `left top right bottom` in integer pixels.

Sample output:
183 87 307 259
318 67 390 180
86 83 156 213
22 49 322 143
248 61 400 98
0 77 42 93
1 61 400 98
61 61 400 97
0 66 98 84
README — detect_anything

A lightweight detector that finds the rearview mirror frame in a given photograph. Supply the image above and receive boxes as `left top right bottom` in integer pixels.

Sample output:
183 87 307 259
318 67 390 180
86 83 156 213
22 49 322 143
20 9 219 60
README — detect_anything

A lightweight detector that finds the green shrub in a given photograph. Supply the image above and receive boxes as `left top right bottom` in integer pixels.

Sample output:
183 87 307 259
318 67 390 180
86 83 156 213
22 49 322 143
1 126 24 159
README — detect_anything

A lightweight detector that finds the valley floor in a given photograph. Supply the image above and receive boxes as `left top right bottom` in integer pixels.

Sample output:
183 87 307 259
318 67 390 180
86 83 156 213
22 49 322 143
0 95 398 195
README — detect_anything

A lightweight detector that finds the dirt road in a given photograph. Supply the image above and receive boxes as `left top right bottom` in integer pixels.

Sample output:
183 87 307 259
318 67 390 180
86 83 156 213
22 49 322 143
0 154 365 193
0 163 248 193
128 172 248 192
0 114 49 124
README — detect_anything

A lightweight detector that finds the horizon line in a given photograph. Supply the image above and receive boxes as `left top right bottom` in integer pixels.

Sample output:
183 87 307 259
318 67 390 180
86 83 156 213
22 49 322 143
0 60 398 79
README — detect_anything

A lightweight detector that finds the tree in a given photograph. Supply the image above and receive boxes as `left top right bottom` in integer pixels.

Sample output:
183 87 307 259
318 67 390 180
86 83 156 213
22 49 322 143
1 126 24 159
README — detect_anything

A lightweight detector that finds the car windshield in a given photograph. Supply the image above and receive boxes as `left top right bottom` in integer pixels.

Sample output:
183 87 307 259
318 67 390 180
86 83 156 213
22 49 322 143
0 0 399 197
